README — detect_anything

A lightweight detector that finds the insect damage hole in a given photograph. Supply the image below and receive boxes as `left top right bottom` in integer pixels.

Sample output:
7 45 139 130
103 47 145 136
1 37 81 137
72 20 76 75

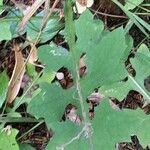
79 53 87 78
61 104 81 125
52 67 74 89
109 90 145 111
86 89 104 119
116 135 145 150
144 75 150 92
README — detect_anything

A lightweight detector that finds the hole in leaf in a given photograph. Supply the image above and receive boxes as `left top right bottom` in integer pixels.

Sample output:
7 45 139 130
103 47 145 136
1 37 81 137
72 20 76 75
143 104 150 115
17 88 24 97
61 103 81 125
126 54 136 77
86 89 104 119
35 61 44 75
52 67 74 89
79 53 87 78
116 135 147 150
120 76 128 82
110 90 144 110
52 34 70 50
144 75 150 92
127 65 136 77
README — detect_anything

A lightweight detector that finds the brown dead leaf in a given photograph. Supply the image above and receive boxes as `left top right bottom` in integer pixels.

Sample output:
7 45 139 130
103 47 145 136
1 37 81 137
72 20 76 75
18 0 46 32
6 43 25 104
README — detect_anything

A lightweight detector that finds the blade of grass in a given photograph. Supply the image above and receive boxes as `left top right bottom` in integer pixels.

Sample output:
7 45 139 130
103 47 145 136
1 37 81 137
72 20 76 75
124 19 134 34
17 120 44 141
112 0 149 37
133 13 150 31
125 0 150 12
141 4 150 6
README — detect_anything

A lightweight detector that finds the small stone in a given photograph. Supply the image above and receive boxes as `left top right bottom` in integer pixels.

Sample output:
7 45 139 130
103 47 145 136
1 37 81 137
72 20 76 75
56 72 64 80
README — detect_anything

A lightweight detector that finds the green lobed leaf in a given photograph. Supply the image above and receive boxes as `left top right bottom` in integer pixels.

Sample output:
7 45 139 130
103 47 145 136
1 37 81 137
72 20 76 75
0 72 9 108
27 8 150 150
27 10 132 149
28 9 130 123
0 128 19 150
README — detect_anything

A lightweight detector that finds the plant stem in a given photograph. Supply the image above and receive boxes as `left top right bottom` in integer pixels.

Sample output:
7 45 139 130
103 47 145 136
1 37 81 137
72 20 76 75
64 0 93 149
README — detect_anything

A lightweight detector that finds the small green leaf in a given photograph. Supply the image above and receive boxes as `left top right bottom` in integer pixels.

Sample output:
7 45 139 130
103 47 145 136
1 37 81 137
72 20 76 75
0 72 9 108
0 128 19 150
26 12 63 43
0 21 12 41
